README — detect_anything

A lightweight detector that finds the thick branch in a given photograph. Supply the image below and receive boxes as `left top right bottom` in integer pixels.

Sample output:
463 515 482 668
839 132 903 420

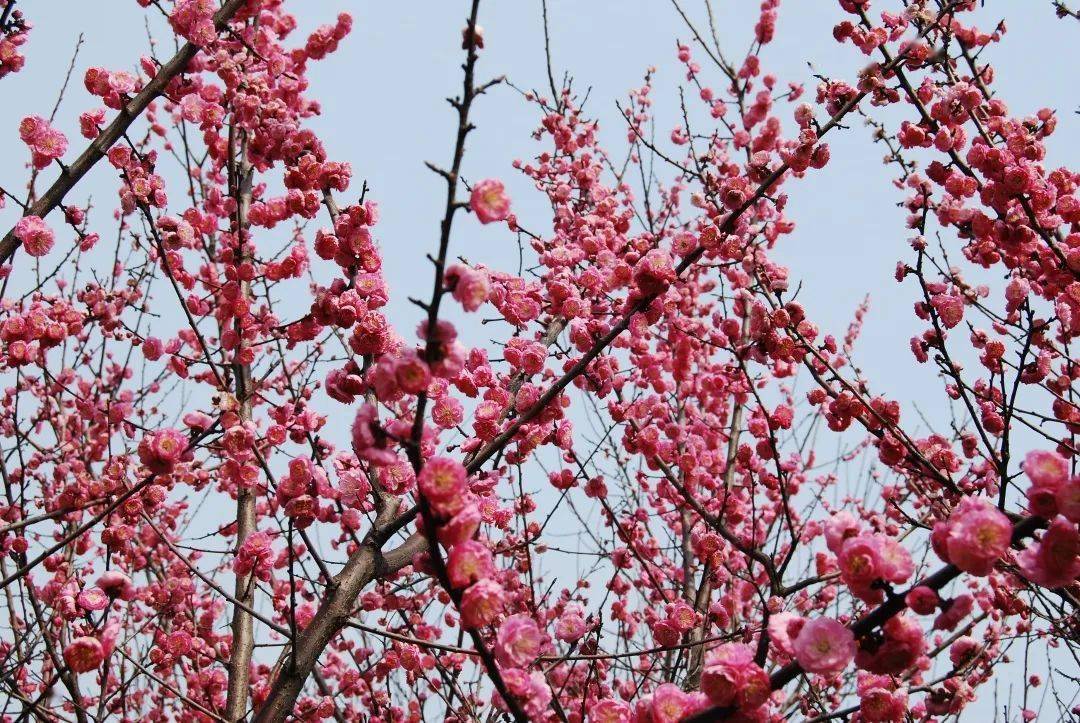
252 531 426 723
225 122 257 722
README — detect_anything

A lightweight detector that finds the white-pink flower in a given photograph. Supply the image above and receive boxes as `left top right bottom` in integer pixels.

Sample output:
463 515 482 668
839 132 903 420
793 617 856 675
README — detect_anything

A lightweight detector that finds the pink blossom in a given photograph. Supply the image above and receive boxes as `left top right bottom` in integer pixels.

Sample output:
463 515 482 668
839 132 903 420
137 428 188 474
859 686 907 722
767 612 805 659
700 643 770 710
446 539 494 589
284 495 316 528
930 293 964 329
651 619 679 647
1057 476 1080 523
446 263 490 311
666 599 696 632
495 614 546 667
855 614 925 675
588 700 631 723
96 571 134 600
181 411 214 432
63 636 104 673
19 115 67 169
164 630 194 656
433 395 465 429
1024 450 1068 518
933 593 974 632
0 28 28 80
1024 449 1068 488
877 537 914 584
949 636 980 668
838 535 884 600
418 456 468 516
632 248 676 296
234 531 274 582
905 586 939 615
793 617 856 675
17 114 46 145
77 587 110 612
825 511 864 553
459 579 505 628
79 108 107 138
437 503 481 546
0 2 1074 717
350 404 396 466
940 497 1013 576
1017 516 1080 588
392 349 431 394
501 668 552 719
470 179 511 224
554 608 588 643
142 336 164 361
650 682 691 723
13 215 54 257
170 0 216 45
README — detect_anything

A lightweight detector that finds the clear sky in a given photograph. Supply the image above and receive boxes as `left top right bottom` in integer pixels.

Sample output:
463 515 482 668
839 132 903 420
2 1 1077 718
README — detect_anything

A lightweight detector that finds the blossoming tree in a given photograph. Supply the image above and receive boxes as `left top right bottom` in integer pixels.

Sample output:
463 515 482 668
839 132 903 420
0 0 1078 721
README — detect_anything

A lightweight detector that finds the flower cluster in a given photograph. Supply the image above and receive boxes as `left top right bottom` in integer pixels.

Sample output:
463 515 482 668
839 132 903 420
12 215 53 257
0 2 29 80
18 115 66 170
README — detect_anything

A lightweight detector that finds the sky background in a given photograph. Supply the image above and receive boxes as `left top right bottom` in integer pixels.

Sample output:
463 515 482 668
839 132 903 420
1 0 1078 718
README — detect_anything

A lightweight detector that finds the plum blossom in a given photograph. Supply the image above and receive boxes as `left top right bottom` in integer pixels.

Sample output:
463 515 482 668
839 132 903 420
77 587 110 612
1017 516 1080 588
137 428 189 474
446 539 494 589
649 683 693 722
554 605 589 643
470 178 511 224
936 497 1013 576
855 614 926 675
905 586 939 615
700 643 770 711
793 617 856 675
589 700 631 723
446 263 490 311
495 614 546 668
234 531 274 583
460 578 505 628
501 668 552 719
63 636 104 673
350 404 396 466
825 511 864 553
417 456 468 517
96 571 134 600
19 115 66 169
1024 449 1068 518
170 0 216 45
768 611 805 659
13 215 54 257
